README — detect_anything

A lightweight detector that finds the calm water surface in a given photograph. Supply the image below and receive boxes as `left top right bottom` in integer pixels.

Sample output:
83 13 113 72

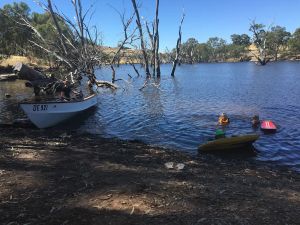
1 62 300 170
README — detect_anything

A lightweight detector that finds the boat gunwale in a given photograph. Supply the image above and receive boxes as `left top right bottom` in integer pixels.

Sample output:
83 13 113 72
19 94 97 105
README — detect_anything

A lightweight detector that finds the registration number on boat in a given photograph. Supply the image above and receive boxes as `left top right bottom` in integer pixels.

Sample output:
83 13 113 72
33 104 48 111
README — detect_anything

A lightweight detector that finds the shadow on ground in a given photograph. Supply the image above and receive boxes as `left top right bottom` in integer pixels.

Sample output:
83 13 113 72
0 128 299 225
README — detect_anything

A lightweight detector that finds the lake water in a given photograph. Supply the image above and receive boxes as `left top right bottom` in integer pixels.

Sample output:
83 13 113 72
1 62 300 170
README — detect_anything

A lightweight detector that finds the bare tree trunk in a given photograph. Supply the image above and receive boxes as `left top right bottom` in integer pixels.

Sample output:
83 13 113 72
154 0 161 78
72 0 85 53
274 46 279 61
171 14 185 77
131 0 151 78
146 22 155 67
111 65 116 82
130 62 140 77
47 0 68 55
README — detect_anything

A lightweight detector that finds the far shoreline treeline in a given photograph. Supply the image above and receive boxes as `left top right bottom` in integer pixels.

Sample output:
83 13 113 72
1 2 300 69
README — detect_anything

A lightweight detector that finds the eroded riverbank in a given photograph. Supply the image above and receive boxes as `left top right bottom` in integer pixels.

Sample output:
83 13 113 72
0 127 299 225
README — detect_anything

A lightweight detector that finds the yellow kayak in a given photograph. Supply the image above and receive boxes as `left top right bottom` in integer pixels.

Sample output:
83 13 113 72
199 134 259 152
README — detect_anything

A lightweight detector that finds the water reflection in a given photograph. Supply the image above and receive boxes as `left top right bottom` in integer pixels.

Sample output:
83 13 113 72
141 78 164 119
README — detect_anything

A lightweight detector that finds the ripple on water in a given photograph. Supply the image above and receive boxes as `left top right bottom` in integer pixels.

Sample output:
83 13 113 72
1 62 300 171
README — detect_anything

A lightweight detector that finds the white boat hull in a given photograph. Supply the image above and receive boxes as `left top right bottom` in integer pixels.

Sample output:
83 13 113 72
20 95 97 128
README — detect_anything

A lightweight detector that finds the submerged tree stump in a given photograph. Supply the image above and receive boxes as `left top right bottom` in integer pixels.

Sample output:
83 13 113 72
14 63 47 81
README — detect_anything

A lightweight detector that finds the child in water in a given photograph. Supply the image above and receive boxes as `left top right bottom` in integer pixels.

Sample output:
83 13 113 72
218 113 230 125
252 115 260 127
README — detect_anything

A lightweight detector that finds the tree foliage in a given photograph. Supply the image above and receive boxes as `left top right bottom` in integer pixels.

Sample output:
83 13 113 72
0 2 74 64
0 2 32 55
231 34 251 46
267 26 291 60
288 28 300 55
170 20 300 65
1 2 300 68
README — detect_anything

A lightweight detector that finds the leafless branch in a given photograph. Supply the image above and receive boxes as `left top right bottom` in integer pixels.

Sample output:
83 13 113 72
47 0 68 55
28 40 72 68
171 12 185 77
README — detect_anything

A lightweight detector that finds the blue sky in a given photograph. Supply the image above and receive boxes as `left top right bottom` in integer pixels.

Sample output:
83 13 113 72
1 0 300 50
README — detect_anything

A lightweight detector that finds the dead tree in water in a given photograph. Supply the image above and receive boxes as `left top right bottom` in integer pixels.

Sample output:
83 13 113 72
153 0 161 78
130 0 162 78
171 13 185 77
109 8 137 83
131 0 151 77
146 21 155 67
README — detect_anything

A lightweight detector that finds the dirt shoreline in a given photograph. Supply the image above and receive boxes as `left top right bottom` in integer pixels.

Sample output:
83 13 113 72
0 127 299 225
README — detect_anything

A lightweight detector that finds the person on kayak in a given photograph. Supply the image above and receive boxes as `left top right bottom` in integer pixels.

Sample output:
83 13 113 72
218 113 230 125
252 115 260 127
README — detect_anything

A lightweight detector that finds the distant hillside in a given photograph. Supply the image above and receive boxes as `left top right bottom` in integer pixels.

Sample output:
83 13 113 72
100 46 142 64
0 55 49 68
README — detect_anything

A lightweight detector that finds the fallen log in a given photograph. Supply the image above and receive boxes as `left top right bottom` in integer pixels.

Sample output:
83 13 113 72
14 63 47 81
0 73 18 81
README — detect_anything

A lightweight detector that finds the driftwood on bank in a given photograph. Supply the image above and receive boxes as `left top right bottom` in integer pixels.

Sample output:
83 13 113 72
14 62 47 81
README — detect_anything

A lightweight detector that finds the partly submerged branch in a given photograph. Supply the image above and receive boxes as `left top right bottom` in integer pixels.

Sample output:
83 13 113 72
139 78 161 91
95 80 118 90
